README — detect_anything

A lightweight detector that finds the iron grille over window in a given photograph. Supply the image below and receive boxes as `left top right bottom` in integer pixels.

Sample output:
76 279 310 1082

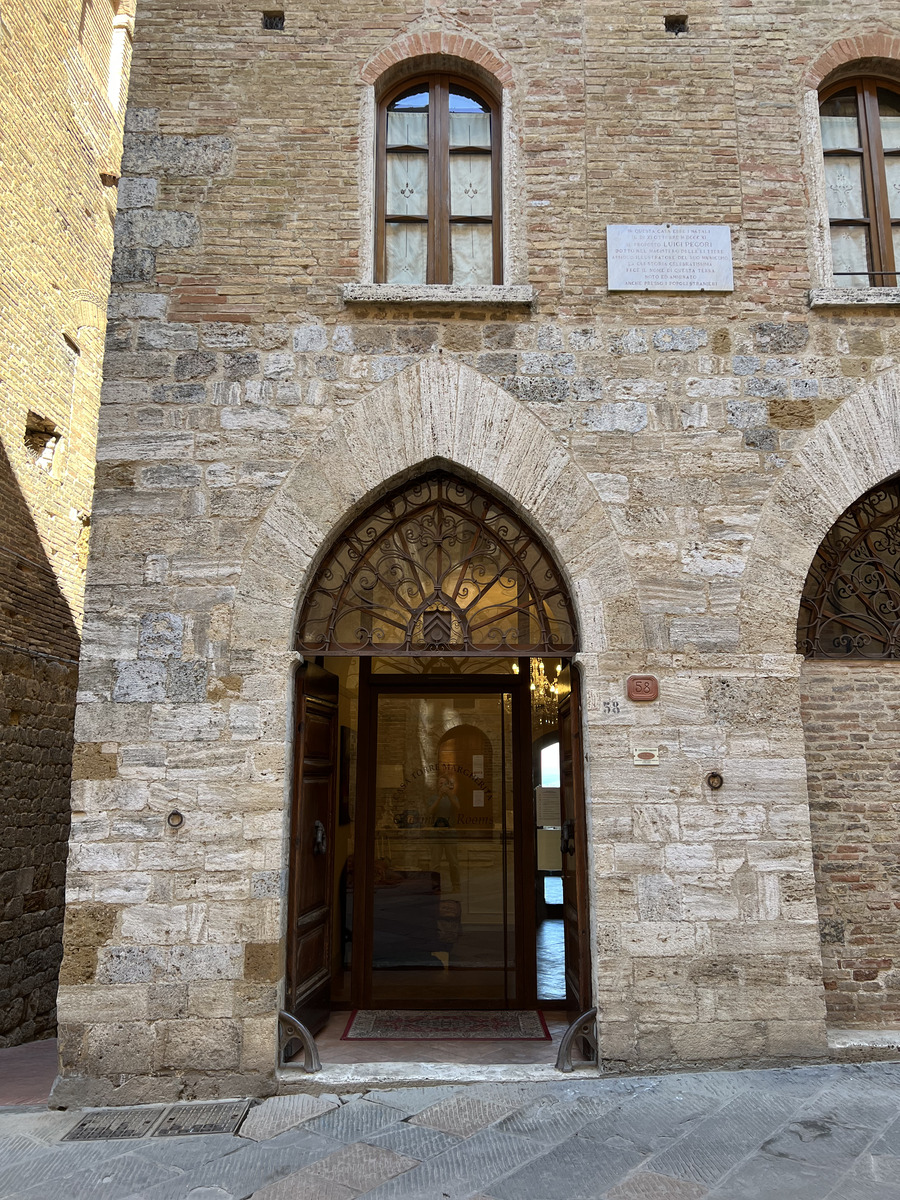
297 473 577 655
799 479 900 658
820 78 900 287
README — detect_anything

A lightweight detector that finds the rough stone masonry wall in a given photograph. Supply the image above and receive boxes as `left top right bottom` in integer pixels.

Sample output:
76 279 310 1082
52 0 900 1101
0 0 131 1045
802 661 900 1028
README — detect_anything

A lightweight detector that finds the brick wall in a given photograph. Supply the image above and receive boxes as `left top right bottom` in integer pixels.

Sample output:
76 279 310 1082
0 0 132 1047
802 661 900 1028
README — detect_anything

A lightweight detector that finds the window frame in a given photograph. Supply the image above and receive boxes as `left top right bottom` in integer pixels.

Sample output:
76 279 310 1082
375 72 503 286
820 76 900 288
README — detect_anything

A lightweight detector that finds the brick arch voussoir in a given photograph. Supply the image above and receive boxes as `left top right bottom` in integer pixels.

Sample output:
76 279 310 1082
803 27 900 88
739 367 900 654
233 357 639 658
360 30 513 87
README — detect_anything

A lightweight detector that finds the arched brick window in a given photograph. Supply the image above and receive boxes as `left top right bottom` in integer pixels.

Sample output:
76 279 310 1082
820 78 900 287
375 74 502 285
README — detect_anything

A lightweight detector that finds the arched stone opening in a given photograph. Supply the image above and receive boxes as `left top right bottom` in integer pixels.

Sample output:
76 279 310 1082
232 357 640 663
284 464 592 1037
739 366 900 655
798 477 900 1028
227 357 640 1062
741 366 900 1032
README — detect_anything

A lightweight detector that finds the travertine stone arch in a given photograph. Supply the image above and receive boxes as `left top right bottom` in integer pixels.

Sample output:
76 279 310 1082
740 366 900 653
233 356 641 661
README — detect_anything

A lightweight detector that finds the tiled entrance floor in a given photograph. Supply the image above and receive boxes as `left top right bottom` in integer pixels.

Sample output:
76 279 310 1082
305 1011 572 1066
0 1038 57 1106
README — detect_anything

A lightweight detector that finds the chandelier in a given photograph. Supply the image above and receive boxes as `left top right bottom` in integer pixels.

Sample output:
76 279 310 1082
512 658 561 732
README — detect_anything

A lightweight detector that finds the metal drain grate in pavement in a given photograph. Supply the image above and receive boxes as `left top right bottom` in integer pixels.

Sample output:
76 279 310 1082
63 1107 166 1141
152 1100 250 1137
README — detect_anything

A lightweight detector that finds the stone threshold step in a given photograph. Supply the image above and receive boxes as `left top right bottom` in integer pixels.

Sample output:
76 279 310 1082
828 1027 900 1050
277 1061 601 1096
279 1039 900 1097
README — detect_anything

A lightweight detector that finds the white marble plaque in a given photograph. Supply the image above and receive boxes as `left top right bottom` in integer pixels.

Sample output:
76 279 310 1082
607 224 734 292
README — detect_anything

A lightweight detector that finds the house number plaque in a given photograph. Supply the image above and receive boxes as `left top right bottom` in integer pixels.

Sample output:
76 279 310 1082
627 674 659 702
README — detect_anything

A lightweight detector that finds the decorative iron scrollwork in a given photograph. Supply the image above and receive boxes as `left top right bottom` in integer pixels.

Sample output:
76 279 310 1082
799 480 900 659
297 473 577 656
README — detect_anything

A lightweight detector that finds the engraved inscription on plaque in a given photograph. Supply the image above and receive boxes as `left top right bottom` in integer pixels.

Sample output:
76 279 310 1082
607 224 734 292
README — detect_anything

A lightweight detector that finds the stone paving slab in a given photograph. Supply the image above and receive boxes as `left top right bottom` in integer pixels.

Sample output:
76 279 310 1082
13 1150 182 1200
494 1094 615 1145
643 1090 819 1186
239 1093 341 1141
605 1170 709 1199
363 1086 464 1114
0 1134 47 1171
2 1062 900 1199
823 1181 900 1200
706 1150 835 1200
307 1141 419 1191
365 1119 462 1160
759 1113 883 1168
122 1128 343 1200
132 1132 246 1170
0 1139 138 1199
409 1095 521 1138
490 1130 647 1200
873 1117 900 1157
0 1109 81 1143
251 1172 357 1200
360 1129 539 1199
852 1152 900 1185
309 1099 412 1142
173 1190 232 1200
575 1088 730 1154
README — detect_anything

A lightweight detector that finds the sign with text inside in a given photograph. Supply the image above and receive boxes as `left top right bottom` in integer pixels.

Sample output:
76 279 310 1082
607 224 734 292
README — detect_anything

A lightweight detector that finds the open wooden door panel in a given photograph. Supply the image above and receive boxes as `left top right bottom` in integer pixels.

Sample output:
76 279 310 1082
558 664 592 1013
285 663 339 1035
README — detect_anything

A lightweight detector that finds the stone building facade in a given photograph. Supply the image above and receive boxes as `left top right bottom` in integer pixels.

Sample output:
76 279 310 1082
0 0 132 1046
52 1 900 1103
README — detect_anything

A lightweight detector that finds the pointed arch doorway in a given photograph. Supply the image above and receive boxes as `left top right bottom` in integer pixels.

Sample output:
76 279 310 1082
286 472 591 1032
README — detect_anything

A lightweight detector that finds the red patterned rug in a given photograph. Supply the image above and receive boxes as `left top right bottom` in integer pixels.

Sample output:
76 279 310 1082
341 1010 551 1041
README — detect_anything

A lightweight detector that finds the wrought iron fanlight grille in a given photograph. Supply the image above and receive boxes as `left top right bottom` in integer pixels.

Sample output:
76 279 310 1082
297 473 577 655
799 480 900 659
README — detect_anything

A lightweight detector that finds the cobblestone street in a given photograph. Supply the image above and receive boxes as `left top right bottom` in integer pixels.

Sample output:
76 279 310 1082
1 1059 900 1199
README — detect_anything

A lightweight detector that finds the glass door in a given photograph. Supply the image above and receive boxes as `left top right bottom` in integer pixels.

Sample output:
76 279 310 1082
367 688 518 1006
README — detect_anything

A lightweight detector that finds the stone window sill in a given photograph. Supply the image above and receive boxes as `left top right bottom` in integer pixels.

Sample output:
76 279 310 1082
809 287 900 307
341 283 534 306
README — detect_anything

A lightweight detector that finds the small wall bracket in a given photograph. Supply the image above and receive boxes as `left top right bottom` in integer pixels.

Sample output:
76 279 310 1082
278 1010 323 1073
555 1006 599 1073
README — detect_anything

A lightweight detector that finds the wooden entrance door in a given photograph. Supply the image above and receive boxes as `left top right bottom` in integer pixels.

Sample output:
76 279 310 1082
558 666 592 1011
285 663 339 1034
